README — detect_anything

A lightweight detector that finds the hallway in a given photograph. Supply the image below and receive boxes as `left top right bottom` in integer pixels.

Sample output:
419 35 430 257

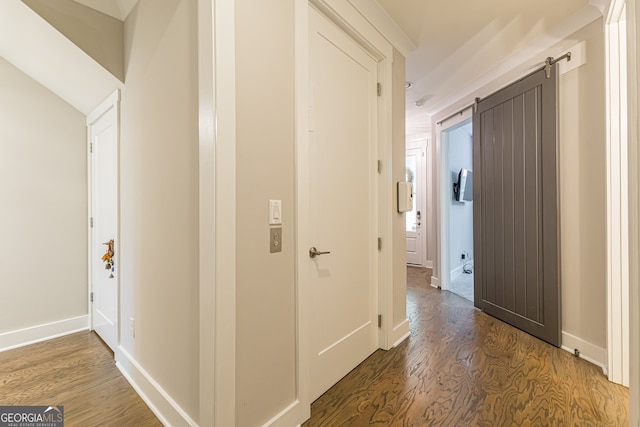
304 266 628 426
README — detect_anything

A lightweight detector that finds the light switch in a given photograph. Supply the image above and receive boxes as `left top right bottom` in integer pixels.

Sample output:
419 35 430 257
269 200 282 225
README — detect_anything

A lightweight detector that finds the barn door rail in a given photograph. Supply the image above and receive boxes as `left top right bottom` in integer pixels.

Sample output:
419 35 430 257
436 52 572 126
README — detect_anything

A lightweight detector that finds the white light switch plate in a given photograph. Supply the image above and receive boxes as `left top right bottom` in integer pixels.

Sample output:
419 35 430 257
269 200 282 225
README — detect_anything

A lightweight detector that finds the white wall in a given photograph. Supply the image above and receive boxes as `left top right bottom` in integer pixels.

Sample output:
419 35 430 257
447 122 473 278
559 26 607 354
234 0 297 424
0 57 87 338
119 0 199 422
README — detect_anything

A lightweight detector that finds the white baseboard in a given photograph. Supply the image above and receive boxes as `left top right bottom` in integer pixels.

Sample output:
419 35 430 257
116 347 198 427
391 319 410 347
262 399 301 427
430 276 441 289
0 315 88 352
561 331 607 374
450 264 463 282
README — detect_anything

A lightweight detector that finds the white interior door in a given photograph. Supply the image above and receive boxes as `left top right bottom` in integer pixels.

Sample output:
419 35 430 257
406 148 423 265
307 8 379 402
89 95 119 352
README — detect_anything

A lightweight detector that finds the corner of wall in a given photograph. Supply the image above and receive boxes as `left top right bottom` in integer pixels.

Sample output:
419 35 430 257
560 331 607 373
115 349 198 427
392 47 409 339
0 317 88 353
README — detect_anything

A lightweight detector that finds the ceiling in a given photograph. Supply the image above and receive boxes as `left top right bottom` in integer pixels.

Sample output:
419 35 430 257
70 0 605 138
373 0 605 138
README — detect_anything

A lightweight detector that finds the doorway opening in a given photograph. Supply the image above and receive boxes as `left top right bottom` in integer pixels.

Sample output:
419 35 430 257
441 119 474 303
406 147 424 266
87 91 120 354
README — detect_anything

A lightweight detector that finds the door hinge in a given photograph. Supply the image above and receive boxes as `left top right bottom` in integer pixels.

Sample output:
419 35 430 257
377 160 382 174
377 83 382 97
90 142 93 153
378 237 382 251
90 292 94 303
378 314 382 328
90 217 94 228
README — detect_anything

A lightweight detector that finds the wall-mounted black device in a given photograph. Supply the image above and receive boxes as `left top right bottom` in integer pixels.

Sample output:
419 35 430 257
453 168 473 202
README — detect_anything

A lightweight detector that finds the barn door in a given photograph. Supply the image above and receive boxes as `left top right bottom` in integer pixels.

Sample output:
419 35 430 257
473 66 560 346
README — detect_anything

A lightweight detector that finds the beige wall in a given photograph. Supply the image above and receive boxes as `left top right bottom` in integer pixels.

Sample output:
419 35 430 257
120 0 199 421
392 48 408 327
22 0 124 82
559 27 607 349
0 57 87 334
234 0 297 425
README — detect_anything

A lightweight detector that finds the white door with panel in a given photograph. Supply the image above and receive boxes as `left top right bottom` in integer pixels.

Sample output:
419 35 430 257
406 148 424 265
89 96 119 353
307 8 379 402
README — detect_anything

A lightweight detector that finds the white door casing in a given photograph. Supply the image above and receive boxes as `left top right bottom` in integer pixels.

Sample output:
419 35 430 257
307 7 379 402
605 0 631 387
88 90 120 353
406 148 424 265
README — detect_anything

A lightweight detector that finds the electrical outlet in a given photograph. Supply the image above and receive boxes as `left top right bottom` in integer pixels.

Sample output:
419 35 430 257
461 253 466 259
270 227 282 253
130 317 135 338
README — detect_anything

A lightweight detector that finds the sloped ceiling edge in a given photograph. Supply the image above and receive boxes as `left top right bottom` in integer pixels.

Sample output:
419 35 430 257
0 0 122 115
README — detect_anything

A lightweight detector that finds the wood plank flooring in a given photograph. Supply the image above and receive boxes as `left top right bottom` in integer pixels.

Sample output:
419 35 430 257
304 266 629 426
0 267 629 426
0 331 161 427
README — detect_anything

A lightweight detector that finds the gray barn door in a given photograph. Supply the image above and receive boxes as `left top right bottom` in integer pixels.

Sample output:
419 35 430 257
472 66 560 347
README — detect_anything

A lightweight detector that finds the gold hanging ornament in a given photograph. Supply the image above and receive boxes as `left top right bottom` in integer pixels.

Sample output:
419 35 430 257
102 239 115 279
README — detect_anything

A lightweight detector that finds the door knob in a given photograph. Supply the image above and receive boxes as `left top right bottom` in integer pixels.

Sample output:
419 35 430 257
309 247 331 258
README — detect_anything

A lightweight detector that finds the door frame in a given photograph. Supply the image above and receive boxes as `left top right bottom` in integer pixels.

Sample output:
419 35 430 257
605 0 631 387
86 89 121 349
295 0 394 421
405 146 423 266
405 143 430 267
407 138 434 269
434 111 474 290
625 0 640 422
196 0 237 425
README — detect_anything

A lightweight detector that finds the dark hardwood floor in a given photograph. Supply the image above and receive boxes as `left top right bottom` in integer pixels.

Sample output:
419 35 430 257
304 266 629 426
0 331 161 427
0 267 629 426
